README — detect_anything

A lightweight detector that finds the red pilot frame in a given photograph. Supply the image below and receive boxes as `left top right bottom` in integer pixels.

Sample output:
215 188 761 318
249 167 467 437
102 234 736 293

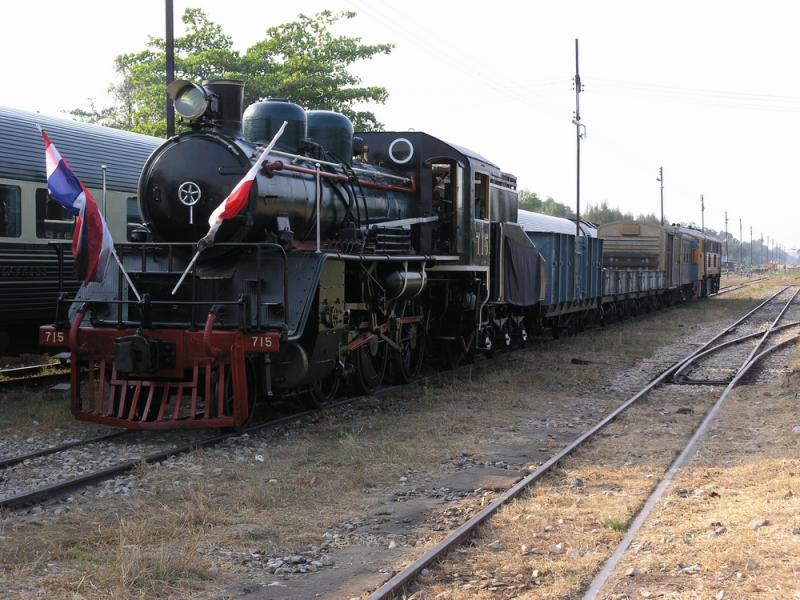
40 311 280 430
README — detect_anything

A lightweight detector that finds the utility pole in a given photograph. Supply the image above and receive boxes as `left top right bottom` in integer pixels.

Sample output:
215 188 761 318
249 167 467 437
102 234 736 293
749 226 753 269
572 38 586 296
700 194 705 233
657 167 664 226
760 232 763 265
165 0 175 138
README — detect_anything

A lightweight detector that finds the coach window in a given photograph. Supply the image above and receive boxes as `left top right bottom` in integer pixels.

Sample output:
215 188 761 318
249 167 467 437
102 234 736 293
126 196 142 241
36 188 74 239
0 185 22 238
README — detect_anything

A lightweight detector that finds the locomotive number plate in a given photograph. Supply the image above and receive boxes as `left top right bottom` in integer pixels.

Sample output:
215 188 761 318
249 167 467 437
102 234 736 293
249 332 280 352
39 326 67 348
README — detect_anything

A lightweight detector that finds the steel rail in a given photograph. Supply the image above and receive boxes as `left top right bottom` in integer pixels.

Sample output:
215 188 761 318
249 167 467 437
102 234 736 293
0 430 130 470
0 363 60 379
673 320 800 384
0 370 71 392
0 411 330 511
0 380 414 511
583 287 799 599
367 286 790 600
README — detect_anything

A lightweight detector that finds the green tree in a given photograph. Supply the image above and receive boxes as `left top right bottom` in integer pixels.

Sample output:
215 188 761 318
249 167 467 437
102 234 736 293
519 192 674 226
71 9 393 136
518 189 575 218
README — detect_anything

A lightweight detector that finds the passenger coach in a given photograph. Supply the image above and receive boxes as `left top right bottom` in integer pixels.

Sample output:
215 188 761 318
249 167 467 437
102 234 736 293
0 107 160 350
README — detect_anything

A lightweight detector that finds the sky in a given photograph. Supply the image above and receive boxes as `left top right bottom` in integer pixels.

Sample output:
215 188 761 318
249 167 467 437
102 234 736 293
4 0 799 254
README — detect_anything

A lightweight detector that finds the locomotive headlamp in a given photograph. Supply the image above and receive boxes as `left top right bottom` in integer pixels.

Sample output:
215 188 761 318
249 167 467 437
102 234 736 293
167 80 209 120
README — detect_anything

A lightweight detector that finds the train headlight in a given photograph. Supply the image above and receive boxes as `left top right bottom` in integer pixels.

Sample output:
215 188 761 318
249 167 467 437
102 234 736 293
167 80 209 120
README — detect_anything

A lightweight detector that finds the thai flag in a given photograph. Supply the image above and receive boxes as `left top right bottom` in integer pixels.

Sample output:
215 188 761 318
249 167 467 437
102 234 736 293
41 129 113 282
199 120 287 248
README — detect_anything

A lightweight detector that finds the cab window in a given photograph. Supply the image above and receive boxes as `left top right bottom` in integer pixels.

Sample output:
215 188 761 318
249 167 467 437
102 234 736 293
36 188 74 239
0 185 22 237
473 174 489 220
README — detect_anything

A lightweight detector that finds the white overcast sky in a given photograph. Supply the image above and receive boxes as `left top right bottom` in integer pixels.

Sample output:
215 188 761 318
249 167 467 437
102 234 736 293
4 0 799 252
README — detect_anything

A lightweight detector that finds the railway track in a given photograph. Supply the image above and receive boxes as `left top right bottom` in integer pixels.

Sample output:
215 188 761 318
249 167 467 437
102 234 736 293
0 359 70 391
714 275 767 295
0 281 779 514
582 287 800 598
0 396 353 511
0 430 130 470
368 285 798 599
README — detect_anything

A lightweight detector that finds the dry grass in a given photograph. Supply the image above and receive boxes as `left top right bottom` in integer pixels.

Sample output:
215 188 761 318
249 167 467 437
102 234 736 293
412 386 723 599
0 388 75 435
600 373 800 599
720 274 761 288
0 278 796 598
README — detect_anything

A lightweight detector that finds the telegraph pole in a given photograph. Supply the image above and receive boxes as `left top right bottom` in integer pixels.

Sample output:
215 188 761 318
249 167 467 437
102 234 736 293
749 226 753 269
700 194 705 233
760 232 763 265
657 167 664 226
165 0 175 137
573 39 585 239
572 38 586 296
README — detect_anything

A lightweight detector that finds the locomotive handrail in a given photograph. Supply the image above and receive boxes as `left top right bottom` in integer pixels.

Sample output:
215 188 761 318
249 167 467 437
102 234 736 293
269 149 413 184
263 159 417 194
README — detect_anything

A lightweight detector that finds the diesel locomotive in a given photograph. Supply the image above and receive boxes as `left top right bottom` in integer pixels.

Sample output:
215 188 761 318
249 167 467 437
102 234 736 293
40 79 720 430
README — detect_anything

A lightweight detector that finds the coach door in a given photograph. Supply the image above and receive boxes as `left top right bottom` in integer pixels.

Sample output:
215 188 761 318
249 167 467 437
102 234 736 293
671 234 680 287
471 172 490 266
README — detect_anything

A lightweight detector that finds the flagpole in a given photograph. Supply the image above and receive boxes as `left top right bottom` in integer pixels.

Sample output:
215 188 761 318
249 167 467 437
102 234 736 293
98 160 141 301
171 248 202 296
101 164 108 217
111 247 142 302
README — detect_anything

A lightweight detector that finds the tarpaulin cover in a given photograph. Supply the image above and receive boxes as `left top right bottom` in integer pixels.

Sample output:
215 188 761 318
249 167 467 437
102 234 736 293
504 234 541 306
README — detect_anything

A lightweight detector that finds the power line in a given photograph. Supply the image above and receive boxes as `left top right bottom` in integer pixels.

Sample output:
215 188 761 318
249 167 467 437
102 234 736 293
345 0 565 107
592 78 800 113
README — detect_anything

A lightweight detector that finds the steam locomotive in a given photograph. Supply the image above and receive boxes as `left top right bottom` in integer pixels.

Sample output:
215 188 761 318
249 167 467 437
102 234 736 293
40 79 720 430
